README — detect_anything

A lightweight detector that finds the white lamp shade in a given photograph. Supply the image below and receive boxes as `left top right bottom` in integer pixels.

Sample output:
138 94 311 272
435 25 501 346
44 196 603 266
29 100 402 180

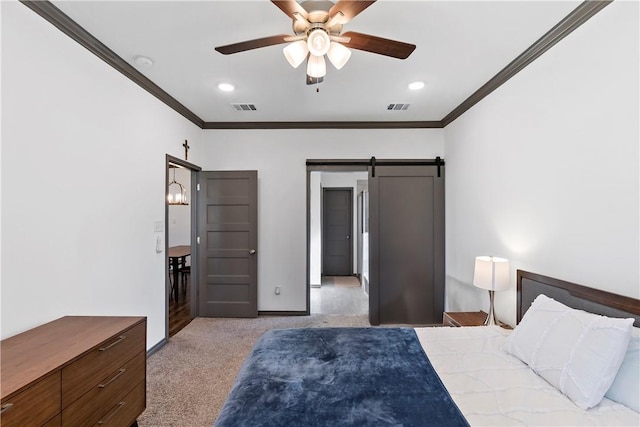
283 40 308 68
473 256 510 291
326 42 351 70
307 54 326 78
307 29 331 56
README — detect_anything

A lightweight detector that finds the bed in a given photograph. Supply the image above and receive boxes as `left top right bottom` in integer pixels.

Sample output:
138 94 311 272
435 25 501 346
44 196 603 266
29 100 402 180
214 270 640 426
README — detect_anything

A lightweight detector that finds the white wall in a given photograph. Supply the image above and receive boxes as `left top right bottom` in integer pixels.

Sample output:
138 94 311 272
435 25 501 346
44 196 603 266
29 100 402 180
199 130 444 311
356 180 369 289
444 1 639 326
309 172 322 286
1 2 201 347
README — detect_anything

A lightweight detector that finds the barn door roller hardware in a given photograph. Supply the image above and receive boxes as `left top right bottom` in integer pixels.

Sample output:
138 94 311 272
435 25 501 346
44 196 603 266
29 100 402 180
306 158 445 177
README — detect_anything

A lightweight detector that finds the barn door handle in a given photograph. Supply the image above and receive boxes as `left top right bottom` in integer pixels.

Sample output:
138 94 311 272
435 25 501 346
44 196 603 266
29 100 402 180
249 249 256 255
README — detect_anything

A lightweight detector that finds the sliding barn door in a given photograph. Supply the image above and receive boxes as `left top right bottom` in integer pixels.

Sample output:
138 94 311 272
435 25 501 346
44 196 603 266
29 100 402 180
197 171 258 317
368 165 444 325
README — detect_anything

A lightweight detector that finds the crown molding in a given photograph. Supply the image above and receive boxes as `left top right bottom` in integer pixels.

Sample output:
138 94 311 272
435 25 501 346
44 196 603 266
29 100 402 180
202 121 443 130
20 0 204 129
441 0 612 127
21 1 610 131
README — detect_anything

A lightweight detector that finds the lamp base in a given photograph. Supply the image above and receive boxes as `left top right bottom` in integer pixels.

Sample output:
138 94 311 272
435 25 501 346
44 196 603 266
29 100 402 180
483 290 504 327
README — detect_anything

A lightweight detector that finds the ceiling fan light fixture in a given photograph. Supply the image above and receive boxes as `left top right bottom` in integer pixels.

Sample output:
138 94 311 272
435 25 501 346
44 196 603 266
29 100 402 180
307 54 326 78
326 42 351 70
307 29 331 57
283 40 309 68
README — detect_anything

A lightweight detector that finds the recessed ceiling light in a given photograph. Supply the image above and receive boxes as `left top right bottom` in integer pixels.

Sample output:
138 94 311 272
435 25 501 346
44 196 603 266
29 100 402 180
408 81 425 90
134 55 154 67
218 83 235 92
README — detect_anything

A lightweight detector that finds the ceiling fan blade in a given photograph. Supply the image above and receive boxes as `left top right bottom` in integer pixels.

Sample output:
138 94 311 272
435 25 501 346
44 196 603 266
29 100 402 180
271 0 309 20
340 31 416 59
328 1 375 24
284 35 305 42
215 35 291 55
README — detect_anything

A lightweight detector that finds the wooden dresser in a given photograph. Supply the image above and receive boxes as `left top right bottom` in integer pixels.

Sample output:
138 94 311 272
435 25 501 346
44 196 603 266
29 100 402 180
1 316 146 427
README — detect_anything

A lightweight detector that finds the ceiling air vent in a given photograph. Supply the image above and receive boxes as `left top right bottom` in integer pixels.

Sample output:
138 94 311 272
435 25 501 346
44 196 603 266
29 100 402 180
387 103 410 111
231 103 257 111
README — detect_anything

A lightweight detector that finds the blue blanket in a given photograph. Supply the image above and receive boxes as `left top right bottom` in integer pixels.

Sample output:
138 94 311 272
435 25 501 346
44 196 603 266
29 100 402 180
214 327 469 426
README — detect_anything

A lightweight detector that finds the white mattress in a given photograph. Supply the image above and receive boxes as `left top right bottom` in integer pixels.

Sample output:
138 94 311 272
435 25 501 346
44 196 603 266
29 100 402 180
415 326 640 426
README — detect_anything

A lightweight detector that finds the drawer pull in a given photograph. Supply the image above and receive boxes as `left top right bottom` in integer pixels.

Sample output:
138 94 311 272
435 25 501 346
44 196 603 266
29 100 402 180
0 403 13 414
99 335 126 352
97 401 126 425
98 368 126 389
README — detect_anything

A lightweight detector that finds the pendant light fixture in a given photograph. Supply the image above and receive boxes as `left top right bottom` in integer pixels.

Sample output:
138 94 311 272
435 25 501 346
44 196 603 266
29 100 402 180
167 167 188 205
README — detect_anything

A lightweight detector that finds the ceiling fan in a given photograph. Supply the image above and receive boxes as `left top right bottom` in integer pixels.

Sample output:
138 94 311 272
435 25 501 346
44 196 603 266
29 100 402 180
215 0 416 85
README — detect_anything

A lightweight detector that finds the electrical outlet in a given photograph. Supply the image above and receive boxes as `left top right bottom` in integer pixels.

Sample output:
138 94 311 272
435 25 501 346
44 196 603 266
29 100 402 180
275 287 281 295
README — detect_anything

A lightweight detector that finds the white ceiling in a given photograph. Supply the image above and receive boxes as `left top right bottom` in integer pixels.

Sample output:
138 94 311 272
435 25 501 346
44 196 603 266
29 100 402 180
52 0 581 123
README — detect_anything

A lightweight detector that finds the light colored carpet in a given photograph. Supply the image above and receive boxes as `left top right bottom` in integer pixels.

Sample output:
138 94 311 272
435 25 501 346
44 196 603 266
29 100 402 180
139 314 370 427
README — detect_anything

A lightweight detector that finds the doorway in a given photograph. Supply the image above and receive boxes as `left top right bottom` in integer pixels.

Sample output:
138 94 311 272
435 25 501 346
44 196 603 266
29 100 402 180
309 169 369 316
306 159 445 325
165 155 201 339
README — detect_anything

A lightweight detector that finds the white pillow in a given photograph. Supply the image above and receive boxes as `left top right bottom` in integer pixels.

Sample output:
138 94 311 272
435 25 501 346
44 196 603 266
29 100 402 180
504 294 633 410
605 327 640 412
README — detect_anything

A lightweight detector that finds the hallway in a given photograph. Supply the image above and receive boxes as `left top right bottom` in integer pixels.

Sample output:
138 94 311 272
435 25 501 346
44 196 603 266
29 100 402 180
310 276 368 315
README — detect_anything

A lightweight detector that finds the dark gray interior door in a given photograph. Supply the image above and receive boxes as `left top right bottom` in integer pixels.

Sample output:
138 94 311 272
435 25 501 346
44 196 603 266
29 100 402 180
198 171 257 317
368 165 444 325
322 188 352 276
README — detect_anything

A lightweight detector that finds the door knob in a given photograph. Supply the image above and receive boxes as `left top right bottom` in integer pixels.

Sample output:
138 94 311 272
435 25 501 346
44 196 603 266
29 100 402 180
249 249 256 255
346 236 350 239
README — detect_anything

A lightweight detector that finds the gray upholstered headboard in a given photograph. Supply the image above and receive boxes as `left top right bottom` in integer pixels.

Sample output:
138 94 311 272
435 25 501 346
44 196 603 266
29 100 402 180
517 270 640 327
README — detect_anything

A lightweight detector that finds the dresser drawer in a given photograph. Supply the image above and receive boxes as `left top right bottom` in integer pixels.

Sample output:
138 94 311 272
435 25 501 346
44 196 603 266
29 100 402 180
62 351 145 426
61 321 146 408
93 381 145 427
0 372 60 427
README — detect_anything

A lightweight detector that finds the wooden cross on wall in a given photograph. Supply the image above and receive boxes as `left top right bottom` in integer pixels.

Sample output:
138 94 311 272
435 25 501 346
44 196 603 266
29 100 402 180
182 140 190 160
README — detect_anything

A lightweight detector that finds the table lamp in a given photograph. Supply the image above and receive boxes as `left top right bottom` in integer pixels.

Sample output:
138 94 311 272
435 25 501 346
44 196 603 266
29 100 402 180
473 256 510 326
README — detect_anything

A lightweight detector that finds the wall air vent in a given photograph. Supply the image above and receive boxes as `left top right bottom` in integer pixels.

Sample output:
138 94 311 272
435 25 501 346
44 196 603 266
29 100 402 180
387 103 410 111
231 103 257 111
